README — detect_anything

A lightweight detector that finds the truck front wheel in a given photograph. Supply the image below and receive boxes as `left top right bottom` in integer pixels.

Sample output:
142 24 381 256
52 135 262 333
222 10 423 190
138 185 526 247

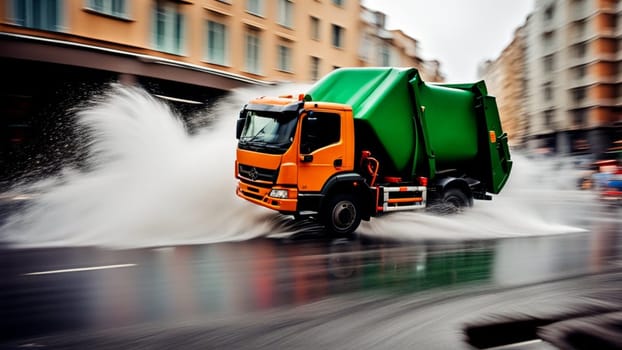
322 194 361 236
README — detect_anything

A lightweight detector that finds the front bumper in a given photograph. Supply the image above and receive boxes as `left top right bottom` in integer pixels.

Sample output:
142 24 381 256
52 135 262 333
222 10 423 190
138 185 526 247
236 181 298 212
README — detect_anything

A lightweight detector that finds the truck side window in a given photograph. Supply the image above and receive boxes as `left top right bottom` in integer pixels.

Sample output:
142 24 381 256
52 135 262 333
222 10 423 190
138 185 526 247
300 112 341 154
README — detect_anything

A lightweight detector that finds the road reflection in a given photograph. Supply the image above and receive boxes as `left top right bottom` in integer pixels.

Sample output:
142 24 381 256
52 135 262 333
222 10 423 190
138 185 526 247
589 208 621 273
2 219 621 343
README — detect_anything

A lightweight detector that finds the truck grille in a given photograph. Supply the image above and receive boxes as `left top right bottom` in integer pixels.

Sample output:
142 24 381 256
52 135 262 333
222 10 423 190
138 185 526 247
238 164 278 184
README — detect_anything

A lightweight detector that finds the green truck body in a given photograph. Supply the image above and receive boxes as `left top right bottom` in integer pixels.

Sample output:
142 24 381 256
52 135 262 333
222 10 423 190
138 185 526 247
306 67 512 194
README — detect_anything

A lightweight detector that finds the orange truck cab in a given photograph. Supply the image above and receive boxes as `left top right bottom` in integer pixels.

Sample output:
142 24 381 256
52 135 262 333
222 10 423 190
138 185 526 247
236 96 358 217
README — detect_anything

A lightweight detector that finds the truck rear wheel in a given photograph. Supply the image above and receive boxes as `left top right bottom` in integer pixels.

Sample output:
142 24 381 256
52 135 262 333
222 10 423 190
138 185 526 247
441 188 470 214
322 194 361 236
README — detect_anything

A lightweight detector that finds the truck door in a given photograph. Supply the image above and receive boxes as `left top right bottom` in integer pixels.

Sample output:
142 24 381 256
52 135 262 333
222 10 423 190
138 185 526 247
297 111 345 192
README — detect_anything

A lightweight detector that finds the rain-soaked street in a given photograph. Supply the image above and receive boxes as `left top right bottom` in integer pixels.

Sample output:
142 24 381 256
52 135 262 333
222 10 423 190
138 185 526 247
1 191 621 349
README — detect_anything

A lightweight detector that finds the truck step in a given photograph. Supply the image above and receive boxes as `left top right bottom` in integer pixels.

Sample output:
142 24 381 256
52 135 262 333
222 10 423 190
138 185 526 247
379 185 427 212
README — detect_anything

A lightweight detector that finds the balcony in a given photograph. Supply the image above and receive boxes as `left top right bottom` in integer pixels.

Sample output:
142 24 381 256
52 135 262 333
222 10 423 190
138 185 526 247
541 20 556 35
593 98 619 107
567 100 593 110
566 55 595 69
568 97 619 110
568 30 596 45
540 41 559 56
377 28 393 40
360 10 376 25
568 75 598 89
569 4 593 22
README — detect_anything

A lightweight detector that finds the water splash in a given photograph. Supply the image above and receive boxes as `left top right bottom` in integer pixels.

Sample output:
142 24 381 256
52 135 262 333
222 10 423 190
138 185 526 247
0 84 301 248
357 153 590 241
0 84 588 248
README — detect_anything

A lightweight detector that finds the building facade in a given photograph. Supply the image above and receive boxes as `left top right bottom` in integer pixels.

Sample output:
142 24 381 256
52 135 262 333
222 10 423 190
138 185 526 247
480 26 528 148
1 0 443 85
0 0 365 86
357 5 444 82
523 0 621 156
0 0 444 184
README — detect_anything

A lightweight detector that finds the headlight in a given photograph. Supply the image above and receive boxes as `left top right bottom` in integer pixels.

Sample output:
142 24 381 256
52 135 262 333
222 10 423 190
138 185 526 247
269 189 288 199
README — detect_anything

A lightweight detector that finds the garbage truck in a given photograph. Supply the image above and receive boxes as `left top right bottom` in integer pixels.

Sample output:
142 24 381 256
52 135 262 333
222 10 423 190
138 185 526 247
235 67 512 235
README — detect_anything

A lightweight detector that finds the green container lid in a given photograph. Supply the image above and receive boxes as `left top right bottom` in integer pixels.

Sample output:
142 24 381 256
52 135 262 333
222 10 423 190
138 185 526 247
306 67 418 172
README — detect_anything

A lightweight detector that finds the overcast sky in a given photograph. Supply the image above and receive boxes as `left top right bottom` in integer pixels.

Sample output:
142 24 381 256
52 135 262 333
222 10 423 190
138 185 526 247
362 0 536 82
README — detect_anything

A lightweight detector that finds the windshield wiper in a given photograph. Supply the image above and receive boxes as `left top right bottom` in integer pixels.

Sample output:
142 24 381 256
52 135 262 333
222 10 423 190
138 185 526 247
241 126 267 143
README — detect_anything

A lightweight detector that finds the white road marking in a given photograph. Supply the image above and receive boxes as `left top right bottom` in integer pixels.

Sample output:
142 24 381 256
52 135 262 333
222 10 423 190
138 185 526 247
483 339 545 350
23 264 137 276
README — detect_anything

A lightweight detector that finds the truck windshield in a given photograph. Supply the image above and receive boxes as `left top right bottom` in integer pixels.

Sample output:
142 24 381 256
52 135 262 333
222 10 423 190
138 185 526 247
238 111 298 154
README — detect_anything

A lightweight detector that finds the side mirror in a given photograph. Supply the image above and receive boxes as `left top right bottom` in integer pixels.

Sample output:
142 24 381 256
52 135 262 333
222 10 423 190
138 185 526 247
236 118 245 139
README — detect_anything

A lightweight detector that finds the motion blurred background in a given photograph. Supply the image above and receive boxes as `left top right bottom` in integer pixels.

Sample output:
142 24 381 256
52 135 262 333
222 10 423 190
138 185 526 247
0 0 619 187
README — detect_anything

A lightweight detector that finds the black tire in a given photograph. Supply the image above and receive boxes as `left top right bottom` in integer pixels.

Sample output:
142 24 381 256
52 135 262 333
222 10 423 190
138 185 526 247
322 194 362 236
440 188 470 214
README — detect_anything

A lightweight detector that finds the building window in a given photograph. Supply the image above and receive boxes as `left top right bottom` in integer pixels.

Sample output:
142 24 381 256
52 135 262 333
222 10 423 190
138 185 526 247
332 0 344 7
331 24 344 48
153 3 185 55
574 65 587 79
543 54 554 72
542 32 554 46
544 5 555 21
379 43 391 66
573 42 587 58
358 33 371 61
246 0 263 16
11 0 63 31
310 56 320 81
572 109 588 127
278 0 293 28
277 45 292 72
87 0 127 18
206 21 228 65
310 16 320 40
544 109 555 128
543 82 553 100
572 87 587 100
574 20 586 38
602 13 617 31
245 30 261 75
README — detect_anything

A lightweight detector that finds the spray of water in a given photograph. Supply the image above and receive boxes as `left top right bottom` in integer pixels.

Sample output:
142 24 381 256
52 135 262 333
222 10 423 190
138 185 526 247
0 84 304 248
0 84 587 248
358 153 590 241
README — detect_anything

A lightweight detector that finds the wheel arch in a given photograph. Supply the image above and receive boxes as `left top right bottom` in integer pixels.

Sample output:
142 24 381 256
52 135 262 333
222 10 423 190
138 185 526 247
320 172 372 220
434 177 474 207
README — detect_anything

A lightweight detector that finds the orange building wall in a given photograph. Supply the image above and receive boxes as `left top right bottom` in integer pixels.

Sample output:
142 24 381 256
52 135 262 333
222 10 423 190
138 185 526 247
590 84 617 99
1 1 429 84
67 0 151 49
592 61 618 78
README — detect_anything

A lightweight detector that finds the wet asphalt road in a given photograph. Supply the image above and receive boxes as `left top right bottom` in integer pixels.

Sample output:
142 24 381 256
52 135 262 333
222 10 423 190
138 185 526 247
0 196 621 349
